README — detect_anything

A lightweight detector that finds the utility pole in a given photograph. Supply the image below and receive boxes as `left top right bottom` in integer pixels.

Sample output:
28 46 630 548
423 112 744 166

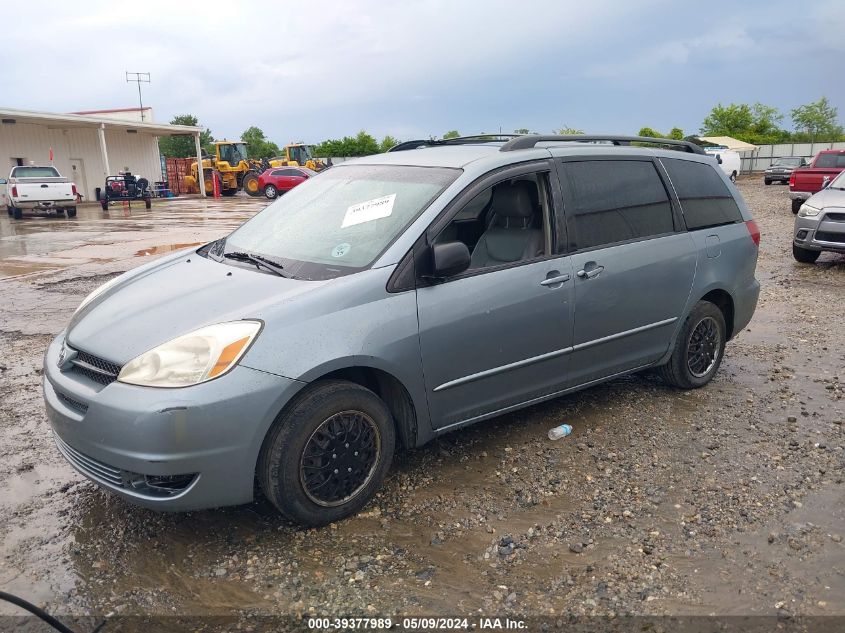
125 72 151 121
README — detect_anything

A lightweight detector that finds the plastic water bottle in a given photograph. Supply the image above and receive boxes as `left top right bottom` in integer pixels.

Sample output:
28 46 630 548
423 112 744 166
548 424 573 440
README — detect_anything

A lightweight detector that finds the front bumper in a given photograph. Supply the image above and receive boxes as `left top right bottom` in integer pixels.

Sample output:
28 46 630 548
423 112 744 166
793 212 845 253
42 333 305 511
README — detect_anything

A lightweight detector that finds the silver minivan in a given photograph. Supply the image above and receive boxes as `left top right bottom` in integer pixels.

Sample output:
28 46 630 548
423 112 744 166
43 135 760 525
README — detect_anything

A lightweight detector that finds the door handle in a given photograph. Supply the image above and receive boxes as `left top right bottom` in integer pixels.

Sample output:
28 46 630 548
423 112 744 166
540 274 571 287
576 265 604 279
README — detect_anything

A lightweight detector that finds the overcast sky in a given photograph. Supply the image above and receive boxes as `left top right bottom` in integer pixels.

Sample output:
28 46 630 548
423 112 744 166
2 0 843 144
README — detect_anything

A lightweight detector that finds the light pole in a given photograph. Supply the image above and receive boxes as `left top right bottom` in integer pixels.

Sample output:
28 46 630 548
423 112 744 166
125 72 151 121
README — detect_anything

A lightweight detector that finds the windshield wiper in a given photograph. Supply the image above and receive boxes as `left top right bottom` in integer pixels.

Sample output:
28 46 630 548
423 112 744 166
223 251 287 277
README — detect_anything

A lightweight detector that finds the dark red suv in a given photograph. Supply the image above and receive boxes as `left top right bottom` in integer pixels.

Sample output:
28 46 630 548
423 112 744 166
258 167 317 199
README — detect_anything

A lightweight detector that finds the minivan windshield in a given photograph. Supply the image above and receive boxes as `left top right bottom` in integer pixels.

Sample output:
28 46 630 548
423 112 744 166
222 164 460 280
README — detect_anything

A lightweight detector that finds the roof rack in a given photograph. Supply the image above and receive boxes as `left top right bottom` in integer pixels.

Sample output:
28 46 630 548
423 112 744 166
499 135 706 155
387 134 522 152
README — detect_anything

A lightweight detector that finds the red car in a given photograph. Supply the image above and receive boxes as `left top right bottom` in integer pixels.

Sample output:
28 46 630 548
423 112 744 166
258 167 317 199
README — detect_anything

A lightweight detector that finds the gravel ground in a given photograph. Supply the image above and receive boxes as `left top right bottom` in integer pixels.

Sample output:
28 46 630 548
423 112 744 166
0 182 843 631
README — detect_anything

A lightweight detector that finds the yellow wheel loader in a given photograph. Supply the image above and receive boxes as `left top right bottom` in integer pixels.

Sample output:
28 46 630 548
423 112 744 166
271 143 327 172
184 141 264 197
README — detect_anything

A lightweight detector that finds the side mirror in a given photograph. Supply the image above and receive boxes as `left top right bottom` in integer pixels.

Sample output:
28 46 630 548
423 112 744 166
822 176 831 189
431 241 471 278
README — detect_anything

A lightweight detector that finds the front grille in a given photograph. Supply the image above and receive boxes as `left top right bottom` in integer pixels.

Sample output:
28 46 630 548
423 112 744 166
57 392 88 413
824 212 845 222
70 350 121 385
54 433 124 487
815 231 845 244
53 433 198 498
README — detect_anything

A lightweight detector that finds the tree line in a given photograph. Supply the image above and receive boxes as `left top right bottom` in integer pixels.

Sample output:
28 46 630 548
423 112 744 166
159 96 843 161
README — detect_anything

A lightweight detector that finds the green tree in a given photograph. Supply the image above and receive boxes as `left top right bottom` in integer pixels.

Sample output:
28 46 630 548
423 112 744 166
700 103 754 137
379 135 398 152
314 131 381 157
668 127 684 140
158 114 214 157
638 126 664 138
442 130 461 139
554 126 584 135
240 126 281 159
791 97 844 142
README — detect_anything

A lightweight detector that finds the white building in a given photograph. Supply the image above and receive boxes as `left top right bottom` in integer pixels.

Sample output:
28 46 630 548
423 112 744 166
0 107 207 201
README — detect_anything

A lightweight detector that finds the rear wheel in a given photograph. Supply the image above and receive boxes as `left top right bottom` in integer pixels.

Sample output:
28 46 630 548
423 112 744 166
658 301 726 389
144 197 152 209
221 188 237 197
101 199 109 211
67 207 77 218
792 244 820 264
242 172 261 197
258 380 395 526
264 184 278 199
792 199 803 214
12 206 22 220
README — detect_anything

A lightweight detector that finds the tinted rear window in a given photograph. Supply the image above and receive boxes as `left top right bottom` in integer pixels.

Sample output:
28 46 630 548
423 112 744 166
661 159 743 230
815 153 845 168
559 160 675 250
11 166 60 178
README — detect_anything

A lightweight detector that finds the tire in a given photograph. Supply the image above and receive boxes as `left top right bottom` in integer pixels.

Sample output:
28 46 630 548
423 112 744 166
6 206 11 216
101 200 109 211
264 184 277 199
221 189 237 197
258 380 396 526
792 199 803 214
12 206 22 220
243 172 261 197
658 301 726 390
792 244 820 264
144 197 152 209
764 179 772 185
67 207 77 218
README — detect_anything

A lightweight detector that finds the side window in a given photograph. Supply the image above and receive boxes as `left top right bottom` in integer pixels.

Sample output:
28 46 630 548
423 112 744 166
270 169 286 177
433 173 551 272
662 158 743 230
559 160 674 251
815 153 845 168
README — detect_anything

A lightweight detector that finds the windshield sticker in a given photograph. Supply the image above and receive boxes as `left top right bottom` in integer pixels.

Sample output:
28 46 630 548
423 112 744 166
332 243 351 258
341 194 396 228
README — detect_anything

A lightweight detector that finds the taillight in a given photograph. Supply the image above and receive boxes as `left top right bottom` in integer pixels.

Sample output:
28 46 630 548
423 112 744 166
789 172 796 187
11 186 17 197
71 184 77 195
746 219 760 246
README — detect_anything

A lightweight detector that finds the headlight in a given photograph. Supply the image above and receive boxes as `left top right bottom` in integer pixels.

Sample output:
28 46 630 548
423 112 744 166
117 321 262 388
73 275 124 317
798 204 821 218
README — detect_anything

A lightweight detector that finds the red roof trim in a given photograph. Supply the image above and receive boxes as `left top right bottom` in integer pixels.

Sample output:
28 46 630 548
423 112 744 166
70 107 153 115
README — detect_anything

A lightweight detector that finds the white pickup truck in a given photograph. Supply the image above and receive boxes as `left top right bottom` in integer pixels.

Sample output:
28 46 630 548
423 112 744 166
1 165 77 219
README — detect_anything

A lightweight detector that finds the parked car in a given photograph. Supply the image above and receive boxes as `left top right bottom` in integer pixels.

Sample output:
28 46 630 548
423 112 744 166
789 149 845 213
1 165 77 219
764 157 808 185
258 166 317 199
100 173 151 210
792 170 845 263
43 134 760 526
704 147 741 182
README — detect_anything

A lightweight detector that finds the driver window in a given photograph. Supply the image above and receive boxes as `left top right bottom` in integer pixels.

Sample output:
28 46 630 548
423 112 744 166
433 173 551 271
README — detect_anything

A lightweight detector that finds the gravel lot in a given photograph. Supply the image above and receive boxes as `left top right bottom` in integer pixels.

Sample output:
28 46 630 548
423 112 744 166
0 181 843 631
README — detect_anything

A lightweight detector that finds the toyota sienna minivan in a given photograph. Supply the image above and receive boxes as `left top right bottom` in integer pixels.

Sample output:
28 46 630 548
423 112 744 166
43 135 760 526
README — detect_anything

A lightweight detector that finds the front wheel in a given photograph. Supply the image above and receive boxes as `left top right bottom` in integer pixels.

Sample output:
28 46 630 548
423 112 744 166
793 244 820 264
258 380 395 526
764 179 772 185
792 199 803 214
658 301 726 389
242 172 261 197
264 184 277 199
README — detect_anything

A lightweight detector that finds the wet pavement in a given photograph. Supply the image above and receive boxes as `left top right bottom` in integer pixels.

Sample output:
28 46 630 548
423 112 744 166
1 182 844 630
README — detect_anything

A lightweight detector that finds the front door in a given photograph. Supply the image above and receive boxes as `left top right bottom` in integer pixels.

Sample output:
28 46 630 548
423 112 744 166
556 158 696 385
415 167 574 430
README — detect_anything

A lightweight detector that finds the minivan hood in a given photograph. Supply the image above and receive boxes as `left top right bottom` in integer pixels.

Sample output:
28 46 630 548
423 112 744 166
67 251 327 365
